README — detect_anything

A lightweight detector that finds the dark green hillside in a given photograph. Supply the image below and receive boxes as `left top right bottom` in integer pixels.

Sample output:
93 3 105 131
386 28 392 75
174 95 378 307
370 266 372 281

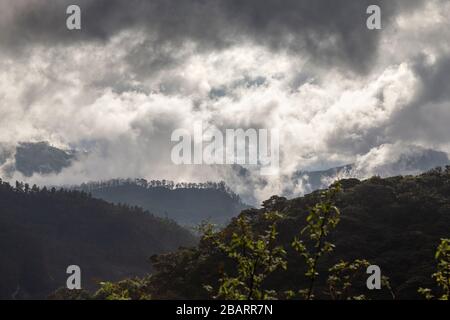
0 180 196 300
128 168 450 300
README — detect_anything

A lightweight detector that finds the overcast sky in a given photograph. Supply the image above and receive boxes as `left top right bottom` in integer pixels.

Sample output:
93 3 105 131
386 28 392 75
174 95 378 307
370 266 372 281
0 0 449 203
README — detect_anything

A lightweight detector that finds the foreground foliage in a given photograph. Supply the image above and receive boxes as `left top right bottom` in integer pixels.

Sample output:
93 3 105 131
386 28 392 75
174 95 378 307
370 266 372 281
419 238 450 300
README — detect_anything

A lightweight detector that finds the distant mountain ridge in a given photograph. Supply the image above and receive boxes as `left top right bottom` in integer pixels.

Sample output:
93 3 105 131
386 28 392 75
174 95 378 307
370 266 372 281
72 179 250 226
1 142 448 206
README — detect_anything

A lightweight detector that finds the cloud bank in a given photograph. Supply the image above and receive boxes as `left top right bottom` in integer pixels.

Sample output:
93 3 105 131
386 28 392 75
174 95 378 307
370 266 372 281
0 0 449 204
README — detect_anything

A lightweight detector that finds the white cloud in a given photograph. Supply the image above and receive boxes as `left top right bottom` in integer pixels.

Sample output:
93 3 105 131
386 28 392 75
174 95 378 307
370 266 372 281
1 1 450 205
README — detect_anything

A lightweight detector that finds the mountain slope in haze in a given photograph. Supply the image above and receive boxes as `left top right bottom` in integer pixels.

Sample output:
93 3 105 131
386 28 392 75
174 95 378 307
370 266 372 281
15 142 75 177
0 141 76 177
75 179 249 226
294 164 353 193
135 167 450 300
0 180 196 300
293 146 449 193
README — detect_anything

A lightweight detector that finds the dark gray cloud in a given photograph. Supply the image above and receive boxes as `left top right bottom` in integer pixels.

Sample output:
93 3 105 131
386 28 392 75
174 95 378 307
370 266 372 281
412 55 450 105
0 0 424 73
387 54 450 144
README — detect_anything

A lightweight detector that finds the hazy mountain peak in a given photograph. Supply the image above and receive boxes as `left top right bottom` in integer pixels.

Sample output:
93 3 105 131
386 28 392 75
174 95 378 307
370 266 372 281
292 144 449 195
0 141 76 178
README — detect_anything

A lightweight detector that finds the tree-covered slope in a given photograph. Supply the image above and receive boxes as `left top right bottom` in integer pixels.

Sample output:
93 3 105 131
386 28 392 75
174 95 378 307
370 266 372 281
75 179 249 226
138 168 450 300
0 180 196 299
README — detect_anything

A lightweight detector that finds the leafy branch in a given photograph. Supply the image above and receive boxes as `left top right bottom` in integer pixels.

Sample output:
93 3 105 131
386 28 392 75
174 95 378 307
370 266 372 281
419 238 450 300
203 212 287 300
292 184 342 300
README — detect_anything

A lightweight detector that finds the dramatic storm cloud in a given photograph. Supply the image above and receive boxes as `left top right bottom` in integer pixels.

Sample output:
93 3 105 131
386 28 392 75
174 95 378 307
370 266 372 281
0 0 449 204
0 0 422 72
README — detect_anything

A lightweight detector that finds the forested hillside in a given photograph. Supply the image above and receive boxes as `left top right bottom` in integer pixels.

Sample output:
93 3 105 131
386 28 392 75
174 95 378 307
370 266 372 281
74 179 248 226
91 168 450 300
0 180 196 299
